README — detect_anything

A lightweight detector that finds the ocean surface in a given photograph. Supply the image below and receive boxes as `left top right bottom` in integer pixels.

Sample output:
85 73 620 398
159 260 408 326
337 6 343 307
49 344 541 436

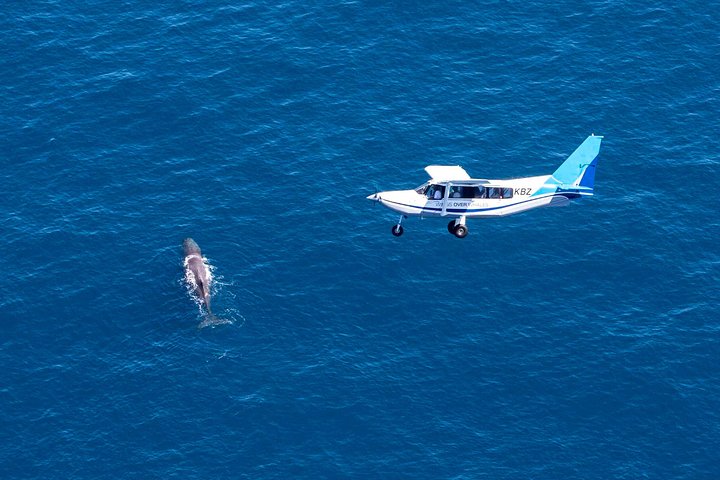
2 1 719 478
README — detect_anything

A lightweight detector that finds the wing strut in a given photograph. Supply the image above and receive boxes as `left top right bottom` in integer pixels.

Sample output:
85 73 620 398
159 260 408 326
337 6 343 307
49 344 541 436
441 182 450 216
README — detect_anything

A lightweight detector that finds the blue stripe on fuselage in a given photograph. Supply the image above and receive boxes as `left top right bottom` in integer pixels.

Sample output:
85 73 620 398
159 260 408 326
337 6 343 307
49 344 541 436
381 194 573 214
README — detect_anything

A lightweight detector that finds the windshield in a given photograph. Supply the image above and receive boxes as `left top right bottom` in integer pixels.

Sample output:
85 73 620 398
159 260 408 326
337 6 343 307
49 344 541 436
415 181 431 194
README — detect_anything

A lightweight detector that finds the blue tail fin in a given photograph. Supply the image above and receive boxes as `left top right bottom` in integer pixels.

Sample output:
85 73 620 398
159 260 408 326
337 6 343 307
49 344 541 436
550 135 603 191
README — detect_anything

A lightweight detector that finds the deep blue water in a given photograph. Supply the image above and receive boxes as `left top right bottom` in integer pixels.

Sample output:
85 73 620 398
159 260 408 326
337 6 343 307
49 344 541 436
2 1 719 478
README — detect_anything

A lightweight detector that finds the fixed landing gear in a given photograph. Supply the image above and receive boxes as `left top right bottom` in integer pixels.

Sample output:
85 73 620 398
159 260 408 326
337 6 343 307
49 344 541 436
390 216 468 238
448 217 468 238
391 215 407 237
454 224 468 238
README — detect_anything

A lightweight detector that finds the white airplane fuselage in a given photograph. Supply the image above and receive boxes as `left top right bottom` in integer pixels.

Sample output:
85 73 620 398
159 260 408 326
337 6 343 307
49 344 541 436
371 174 576 219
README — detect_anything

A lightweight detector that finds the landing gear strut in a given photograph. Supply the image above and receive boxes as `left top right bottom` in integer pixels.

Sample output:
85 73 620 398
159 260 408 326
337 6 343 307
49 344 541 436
448 216 468 238
391 215 407 237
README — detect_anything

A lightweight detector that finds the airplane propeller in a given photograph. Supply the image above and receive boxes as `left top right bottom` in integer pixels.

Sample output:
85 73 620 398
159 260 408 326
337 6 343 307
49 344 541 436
369 183 381 206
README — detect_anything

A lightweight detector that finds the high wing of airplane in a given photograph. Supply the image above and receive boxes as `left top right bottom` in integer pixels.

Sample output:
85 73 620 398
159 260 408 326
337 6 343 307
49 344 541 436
366 134 603 238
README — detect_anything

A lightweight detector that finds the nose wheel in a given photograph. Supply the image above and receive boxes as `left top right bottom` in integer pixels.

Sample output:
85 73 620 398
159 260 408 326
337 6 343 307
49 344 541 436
391 215 407 237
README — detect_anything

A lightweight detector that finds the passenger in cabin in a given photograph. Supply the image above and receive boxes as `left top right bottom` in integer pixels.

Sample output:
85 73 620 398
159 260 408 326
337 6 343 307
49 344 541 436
450 187 461 198
433 188 442 199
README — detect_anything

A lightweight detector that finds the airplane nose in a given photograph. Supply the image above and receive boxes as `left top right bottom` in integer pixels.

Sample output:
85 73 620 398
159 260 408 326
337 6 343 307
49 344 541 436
366 193 380 202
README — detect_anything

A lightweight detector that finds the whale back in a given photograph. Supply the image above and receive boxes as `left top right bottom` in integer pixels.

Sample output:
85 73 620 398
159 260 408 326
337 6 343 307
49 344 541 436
183 238 202 256
183 238 210 306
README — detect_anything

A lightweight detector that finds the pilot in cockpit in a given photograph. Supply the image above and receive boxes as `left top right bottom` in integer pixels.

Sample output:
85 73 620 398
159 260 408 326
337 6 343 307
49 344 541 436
427 185 444 200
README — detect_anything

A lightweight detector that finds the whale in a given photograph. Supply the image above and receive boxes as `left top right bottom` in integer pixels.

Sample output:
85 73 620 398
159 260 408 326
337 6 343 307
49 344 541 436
182 238 231 328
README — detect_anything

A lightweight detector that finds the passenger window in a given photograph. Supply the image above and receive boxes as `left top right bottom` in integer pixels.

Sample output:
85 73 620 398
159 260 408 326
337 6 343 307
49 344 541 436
487 188 501 199
450 186 462 198
473 187 486 198
502 188 513 199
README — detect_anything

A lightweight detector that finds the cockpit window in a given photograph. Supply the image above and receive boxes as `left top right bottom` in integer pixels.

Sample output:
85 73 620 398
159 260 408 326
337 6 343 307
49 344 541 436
426 184 445 199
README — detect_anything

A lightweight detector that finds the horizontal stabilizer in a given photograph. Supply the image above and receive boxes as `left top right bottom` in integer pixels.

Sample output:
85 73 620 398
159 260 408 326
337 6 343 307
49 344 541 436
558 184 593 192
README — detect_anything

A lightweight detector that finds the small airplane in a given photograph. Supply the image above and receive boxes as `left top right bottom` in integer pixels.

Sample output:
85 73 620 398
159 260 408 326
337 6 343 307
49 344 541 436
367 134 603 238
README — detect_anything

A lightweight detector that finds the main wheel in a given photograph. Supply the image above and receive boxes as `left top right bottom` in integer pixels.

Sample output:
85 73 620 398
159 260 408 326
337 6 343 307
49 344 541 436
448 220 456 234
391 224 404 237
453 224 468 238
